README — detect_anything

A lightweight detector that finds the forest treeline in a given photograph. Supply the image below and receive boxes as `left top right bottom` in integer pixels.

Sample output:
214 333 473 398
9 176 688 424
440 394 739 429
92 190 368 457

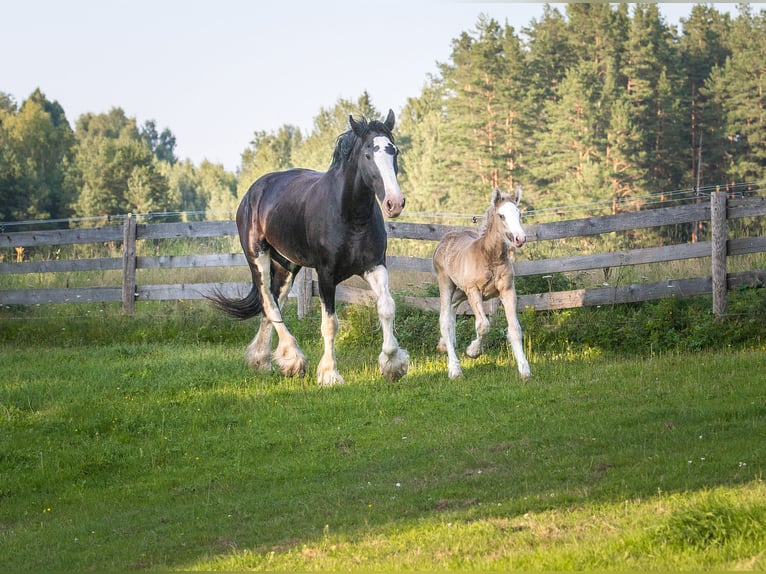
1 3 764 226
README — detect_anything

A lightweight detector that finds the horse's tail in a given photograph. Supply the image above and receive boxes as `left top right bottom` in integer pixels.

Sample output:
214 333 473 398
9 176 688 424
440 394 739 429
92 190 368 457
206 285 263 320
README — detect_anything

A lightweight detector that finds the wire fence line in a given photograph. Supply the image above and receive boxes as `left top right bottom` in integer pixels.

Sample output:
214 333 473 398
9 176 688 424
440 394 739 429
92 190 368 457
1 181 762 232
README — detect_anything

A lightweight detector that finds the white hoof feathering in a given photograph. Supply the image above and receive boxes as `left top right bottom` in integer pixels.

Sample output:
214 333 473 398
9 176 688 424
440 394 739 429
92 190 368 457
316 355 344 386
379 348 409 382
246 342 272 371
273 340 307 378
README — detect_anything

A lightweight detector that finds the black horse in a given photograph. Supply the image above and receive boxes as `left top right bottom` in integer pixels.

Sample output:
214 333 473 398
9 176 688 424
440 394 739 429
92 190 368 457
210 110 409 385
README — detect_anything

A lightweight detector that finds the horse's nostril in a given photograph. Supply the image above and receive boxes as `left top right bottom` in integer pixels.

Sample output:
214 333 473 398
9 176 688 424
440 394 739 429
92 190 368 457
401 197 406 208
386 200 393 211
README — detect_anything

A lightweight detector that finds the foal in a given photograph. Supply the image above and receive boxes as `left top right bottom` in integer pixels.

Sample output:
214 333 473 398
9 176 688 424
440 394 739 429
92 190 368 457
433 187 531 380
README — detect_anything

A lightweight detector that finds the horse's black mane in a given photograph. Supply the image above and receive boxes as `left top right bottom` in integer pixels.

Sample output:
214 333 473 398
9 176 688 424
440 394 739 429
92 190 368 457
330 116 395 169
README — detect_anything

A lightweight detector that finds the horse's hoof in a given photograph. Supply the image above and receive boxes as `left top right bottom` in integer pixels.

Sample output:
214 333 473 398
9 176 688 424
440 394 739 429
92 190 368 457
317 370 345 387
448 368 463 380
273 343 307 378
380 348 409 382
436 340 447 354
466 342 482 359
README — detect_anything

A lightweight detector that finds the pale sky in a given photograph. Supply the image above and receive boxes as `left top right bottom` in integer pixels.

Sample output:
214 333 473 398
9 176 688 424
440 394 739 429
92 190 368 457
2 1 734 172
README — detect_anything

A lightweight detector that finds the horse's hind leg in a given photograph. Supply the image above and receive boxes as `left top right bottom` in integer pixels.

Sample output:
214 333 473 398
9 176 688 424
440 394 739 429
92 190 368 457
245 264 296 371
364 265 409 381
465 289 490 359
253 252 306 377
500 286 531 379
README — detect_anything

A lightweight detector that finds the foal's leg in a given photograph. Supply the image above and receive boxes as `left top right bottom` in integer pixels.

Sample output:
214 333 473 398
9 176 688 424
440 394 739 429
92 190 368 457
364 265 409 381
465 289 490 359
499 286 531 379
253 252 306 377
245 266 295 371
436 277 463 379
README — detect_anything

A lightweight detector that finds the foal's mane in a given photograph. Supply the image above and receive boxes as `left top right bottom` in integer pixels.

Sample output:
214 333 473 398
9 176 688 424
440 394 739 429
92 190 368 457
330 116 396 170
477 192 511 237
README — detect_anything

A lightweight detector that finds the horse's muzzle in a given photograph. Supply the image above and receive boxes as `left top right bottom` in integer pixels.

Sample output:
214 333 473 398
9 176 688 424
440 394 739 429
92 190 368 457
509 233 526 248
385 195 405 218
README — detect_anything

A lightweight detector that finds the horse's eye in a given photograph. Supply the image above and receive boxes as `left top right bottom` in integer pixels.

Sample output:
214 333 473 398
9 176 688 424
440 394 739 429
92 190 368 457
499 214 506 221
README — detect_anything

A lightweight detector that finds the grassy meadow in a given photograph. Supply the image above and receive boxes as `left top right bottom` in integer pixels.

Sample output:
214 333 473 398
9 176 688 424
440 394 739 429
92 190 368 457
1 292 765 570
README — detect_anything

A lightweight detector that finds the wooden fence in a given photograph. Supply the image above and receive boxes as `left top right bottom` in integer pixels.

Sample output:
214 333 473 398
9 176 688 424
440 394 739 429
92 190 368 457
1 193 765 319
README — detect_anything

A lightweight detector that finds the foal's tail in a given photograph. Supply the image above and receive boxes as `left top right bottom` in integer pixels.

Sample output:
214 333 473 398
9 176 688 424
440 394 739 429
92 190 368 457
206 285 263 320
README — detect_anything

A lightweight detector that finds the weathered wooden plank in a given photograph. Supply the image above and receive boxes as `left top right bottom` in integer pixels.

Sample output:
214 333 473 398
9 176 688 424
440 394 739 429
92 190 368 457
0 286 122 305
728 236 766 256
384 221 468 241
728 196 766 219
517 277 713 311
0 257 121 274
136 253 247 269
514 242 712 276
136 220 237 240
0 226 122 248
728 270 766 289
525 204 711 242
136 282 252 301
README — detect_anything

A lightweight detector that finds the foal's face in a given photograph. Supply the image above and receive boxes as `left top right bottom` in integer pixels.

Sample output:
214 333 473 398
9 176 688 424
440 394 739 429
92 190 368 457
497 200 526 248
360 133 405 218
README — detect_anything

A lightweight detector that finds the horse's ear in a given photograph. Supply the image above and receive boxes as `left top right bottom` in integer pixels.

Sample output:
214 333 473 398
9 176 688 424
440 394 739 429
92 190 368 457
350 115 364 136
383 109 395 131
515 186 523 206
491 187 502 206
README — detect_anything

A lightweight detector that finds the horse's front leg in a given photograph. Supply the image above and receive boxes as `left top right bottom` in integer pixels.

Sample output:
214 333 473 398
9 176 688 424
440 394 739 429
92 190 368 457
499 286 531 379
316 281 344 386
254 252 306 377
465 289 490 359
364 265 409 381
436 277 463 379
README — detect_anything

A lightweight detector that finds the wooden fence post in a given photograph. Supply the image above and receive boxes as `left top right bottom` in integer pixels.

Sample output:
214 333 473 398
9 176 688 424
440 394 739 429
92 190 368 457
122 214 137 315
296 267 313 319
711 190 727 319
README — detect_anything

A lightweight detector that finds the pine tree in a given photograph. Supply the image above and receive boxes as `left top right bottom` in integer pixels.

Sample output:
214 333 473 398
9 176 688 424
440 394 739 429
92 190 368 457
703 6 766 183
678 5 732 187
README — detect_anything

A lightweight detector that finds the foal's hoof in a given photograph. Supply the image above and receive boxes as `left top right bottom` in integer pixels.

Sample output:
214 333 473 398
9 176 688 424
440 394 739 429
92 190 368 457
380 348 409 382
436 339 447 354
466 341 483 359
448 367 463 380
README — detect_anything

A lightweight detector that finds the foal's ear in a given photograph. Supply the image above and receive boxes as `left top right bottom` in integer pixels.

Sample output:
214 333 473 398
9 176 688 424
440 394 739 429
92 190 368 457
383 109 395 131
491 187 503 206
515 185 523 206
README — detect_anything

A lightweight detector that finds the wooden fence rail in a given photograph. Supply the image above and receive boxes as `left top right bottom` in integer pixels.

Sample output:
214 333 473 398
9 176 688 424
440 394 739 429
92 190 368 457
1 193 765 319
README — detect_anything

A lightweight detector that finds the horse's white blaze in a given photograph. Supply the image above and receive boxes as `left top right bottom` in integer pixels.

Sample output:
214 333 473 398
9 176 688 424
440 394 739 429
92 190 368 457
497 201 525 247
372 136 404 217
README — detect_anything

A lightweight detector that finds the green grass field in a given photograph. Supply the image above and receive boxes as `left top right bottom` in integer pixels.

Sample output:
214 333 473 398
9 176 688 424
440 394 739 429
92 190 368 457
1 294 765 570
